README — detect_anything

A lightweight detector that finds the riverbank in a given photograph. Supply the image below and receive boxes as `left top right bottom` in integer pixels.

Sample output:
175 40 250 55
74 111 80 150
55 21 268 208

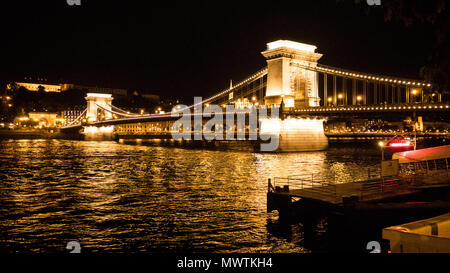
0 129 64 139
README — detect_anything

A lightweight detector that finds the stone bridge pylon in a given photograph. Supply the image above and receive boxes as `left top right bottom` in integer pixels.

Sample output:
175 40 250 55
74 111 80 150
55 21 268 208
262 40 322 109
85 93 114 123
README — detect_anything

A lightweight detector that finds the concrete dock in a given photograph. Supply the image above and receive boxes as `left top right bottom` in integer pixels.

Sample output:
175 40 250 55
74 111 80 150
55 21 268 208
267 170 450 220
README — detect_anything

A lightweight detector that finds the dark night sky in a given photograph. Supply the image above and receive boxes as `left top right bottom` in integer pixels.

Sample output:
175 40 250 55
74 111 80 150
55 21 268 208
0 0 435 101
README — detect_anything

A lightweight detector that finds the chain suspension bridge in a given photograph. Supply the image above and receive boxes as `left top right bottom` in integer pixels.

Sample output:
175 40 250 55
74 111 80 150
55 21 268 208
60 40 448 151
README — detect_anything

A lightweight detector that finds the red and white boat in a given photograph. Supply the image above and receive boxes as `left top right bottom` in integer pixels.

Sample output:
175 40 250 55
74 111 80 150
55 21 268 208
386 135 415 151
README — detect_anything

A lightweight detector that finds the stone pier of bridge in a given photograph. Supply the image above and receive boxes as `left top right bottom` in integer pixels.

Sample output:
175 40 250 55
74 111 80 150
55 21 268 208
84 93 115 140
261 40 328 151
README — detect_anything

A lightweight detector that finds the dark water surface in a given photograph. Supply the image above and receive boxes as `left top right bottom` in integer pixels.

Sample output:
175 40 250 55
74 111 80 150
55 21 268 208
0 139 381 253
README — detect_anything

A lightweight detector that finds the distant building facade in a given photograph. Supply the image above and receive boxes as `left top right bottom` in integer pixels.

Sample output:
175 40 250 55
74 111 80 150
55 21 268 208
27 112 63 127
66 84 128 97
12 82 62 92
142 94 160 103
62 108 85 126
8 81 128 97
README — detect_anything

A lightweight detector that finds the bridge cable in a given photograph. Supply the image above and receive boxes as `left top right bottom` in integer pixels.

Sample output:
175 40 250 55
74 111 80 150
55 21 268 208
61 108 87 128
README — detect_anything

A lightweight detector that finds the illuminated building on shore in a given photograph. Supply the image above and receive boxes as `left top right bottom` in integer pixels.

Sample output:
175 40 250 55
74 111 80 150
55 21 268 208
116 121 172 135
12 82 62 92
15 112 64 128
7 81 128 96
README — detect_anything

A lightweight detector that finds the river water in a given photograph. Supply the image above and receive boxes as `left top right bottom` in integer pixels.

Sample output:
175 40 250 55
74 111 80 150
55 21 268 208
0 139 382 253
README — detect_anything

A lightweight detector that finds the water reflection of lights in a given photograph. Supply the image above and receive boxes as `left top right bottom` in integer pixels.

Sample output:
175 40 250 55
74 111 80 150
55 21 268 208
83 126 114 134
0 140 380 252
260 117 326 134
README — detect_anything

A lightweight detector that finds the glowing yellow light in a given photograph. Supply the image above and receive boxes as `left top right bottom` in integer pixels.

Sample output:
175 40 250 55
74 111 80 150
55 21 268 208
338 94 343 99
378 141 384 147
411 89 418 95
267 40 317 53
86 93 112 98
327 97 332 102
260 117 326 135
357 96 362 101
252 96 256 101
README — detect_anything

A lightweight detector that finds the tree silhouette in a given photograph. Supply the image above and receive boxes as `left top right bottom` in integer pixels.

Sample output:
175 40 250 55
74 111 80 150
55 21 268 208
37 85 46 93
338 0 449 95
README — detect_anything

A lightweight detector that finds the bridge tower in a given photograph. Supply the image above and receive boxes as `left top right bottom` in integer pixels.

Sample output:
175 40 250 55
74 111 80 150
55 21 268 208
262 40 323 108
85 93 113 123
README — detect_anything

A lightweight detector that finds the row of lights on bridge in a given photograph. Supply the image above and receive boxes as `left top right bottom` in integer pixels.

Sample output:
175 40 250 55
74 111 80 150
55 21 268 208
295 104 449 112
326 89 424 104
317 66 432 87
110 68 268 117
200 68 268 106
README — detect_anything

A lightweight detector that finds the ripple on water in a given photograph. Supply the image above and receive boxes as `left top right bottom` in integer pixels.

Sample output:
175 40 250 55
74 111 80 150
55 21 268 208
0 139 380 253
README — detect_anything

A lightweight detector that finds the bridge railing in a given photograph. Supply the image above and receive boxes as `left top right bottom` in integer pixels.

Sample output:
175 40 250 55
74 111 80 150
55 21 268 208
272 174 338 203
291 103 450 113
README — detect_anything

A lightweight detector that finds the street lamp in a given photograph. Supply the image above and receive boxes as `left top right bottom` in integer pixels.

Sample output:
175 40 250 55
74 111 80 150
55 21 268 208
327 97 332 106
357 95 362 105
338 94 343 106
411 89 417 103
378 141 385 161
